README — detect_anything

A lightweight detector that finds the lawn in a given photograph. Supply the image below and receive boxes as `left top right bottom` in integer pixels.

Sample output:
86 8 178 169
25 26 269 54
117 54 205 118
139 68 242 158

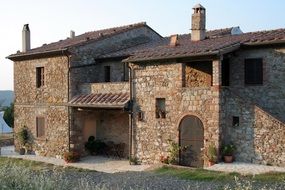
154 165 285 182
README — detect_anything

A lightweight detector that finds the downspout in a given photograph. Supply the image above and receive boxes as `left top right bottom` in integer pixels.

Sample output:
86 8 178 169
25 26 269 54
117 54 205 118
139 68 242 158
62 50 71 152
128 63 134 163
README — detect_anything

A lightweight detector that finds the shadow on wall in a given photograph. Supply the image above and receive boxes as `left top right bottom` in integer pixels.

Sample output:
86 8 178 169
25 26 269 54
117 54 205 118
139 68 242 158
221 88 285 166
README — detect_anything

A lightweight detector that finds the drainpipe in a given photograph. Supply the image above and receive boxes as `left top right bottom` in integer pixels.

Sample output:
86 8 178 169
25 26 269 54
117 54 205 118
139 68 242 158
62 50 71 152
128 63 134 163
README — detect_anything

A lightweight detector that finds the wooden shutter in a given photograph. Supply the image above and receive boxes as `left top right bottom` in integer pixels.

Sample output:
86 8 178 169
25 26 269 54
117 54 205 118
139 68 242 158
36 117 45 137
245 58 263 85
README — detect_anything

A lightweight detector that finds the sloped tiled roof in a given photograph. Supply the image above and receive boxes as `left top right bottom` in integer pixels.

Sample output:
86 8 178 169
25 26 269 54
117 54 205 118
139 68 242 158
69 92 129 108
123 28 285 62
8 22 153 58
97 27 241 59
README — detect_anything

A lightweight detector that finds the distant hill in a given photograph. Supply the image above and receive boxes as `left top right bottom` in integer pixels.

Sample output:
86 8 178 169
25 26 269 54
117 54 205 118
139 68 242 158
0 91 14 107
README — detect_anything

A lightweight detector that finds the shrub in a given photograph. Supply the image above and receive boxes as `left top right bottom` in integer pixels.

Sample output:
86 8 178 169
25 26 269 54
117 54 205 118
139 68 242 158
167 139 187 165
205 144 218 163
63 151 80 163
17 126 29 146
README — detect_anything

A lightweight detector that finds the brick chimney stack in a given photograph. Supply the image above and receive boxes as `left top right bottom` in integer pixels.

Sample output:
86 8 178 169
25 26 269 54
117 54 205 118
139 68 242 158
22 24 30 52
191 4 206 41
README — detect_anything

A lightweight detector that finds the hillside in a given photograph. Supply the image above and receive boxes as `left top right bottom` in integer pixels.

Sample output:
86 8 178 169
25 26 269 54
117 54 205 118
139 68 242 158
0 91 14 107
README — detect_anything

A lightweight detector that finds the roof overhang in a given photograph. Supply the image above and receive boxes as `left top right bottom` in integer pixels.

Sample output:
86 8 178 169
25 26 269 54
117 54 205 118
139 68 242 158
68 92 129 109
6 49 69 61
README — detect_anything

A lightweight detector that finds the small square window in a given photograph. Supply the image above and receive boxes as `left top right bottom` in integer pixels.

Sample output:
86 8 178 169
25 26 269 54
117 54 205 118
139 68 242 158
232 116 239 127
155 98 166 119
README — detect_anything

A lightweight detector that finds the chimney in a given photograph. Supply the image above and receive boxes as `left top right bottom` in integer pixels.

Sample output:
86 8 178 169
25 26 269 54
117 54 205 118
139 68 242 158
170 34 178 47
22 24 30 52
191 4 206 41
70 30 75 38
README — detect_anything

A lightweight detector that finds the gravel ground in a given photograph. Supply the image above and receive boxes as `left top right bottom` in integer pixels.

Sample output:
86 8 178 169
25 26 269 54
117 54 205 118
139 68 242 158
43 170 285 190
54 170 224 190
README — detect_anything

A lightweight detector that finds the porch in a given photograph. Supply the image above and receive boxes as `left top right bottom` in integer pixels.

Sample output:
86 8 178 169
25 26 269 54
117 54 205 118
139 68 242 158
68 82 131 158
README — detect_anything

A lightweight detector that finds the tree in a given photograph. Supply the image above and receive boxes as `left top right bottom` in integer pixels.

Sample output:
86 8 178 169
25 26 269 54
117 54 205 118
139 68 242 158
3 103 14 128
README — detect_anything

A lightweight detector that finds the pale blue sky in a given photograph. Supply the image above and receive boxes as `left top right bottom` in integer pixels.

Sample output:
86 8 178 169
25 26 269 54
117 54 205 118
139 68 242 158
0 0 284 90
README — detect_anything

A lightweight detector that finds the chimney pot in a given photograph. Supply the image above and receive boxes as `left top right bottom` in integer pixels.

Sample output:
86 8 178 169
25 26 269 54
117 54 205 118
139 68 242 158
191 4 206 41
70 30 75 38
22 24 31 52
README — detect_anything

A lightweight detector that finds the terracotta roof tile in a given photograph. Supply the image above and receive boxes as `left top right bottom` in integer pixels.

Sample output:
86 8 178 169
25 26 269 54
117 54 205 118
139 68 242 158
69 92 129 108
123 28 285 62
97 27 239 59
9 22 148 57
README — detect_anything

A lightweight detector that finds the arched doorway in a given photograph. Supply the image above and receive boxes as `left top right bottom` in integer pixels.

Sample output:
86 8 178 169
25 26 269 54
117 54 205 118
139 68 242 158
179 115 204 167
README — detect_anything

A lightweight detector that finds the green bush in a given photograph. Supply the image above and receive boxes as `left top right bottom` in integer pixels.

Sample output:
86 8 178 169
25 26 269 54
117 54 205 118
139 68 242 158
17 126 29 146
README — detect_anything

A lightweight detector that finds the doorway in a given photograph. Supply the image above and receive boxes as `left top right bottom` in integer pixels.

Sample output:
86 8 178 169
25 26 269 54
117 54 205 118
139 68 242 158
179 115 204 167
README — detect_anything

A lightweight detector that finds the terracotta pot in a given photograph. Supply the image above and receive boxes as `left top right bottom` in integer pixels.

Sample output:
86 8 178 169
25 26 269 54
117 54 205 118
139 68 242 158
224 155 233 163
19 148 26 155
208 161 216 166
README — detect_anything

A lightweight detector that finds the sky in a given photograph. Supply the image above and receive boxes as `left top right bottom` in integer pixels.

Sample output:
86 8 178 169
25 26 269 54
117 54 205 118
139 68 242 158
0 0 284 90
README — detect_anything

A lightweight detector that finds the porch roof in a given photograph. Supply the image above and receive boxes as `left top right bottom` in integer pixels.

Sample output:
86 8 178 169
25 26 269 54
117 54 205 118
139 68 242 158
68 92 129 108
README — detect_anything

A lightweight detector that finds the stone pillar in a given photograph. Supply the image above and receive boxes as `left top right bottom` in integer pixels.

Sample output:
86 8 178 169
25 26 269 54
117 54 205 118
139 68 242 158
212 59 222 87
212 58 222 159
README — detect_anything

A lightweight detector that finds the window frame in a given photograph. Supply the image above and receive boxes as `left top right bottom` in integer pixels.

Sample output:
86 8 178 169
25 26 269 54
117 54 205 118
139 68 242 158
155 98 166 119
244 58 263 85
36 67 45 88
104 66 111 82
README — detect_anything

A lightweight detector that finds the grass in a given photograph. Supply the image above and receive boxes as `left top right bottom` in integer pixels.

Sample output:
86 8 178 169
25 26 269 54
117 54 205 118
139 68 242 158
0 157 92 172
155 165 240 181
154 165 285 182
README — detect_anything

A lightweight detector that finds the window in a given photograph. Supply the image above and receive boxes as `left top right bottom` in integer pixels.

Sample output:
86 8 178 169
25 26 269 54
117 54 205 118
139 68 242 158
232 116 239 127
222 58 230 86
244 58 263 85
36 67 45 88
104 66 111 82
155 98 166 118
36 117 45 138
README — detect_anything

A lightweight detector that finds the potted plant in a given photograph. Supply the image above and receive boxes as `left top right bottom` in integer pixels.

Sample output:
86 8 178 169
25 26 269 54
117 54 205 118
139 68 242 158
129 156 138 165
63 151 80 163
17 126 29 155
221 143 236 163
205 144 218 166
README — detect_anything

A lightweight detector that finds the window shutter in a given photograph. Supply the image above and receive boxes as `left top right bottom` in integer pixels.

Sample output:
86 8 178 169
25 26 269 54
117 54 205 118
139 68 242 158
36 117 45 137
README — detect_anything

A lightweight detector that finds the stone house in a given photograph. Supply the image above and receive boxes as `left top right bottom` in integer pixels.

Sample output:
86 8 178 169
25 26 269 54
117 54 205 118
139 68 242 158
8 4 285 167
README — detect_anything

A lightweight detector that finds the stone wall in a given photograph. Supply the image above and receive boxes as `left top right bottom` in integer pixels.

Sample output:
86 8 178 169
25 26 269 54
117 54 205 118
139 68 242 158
13 56 69 157
14 56 69 104
69 26 161 97
228 47 285 122
71 109 129 157
14 105 69 157
222 46 285 166
132 60 221 164
79 82 129 94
